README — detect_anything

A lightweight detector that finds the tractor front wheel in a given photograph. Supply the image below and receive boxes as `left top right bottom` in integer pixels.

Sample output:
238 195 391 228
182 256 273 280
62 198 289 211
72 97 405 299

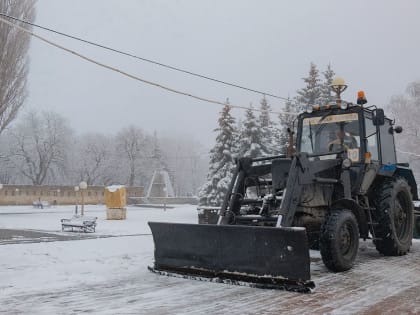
320 210 359 272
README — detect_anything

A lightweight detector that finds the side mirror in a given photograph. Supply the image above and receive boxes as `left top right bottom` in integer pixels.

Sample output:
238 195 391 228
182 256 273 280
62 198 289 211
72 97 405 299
372 109 385 126
389 126 403 134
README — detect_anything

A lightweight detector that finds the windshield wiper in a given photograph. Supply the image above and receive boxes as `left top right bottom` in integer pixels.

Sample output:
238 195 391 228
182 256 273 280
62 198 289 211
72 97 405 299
308 121 314 152
314 111 335 136
365 131 377 139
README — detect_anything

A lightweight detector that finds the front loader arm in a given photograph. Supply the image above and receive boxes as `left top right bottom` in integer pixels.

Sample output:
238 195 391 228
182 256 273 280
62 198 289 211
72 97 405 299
277 156 303 227
217 157 252 225
218 156 283 225
278 153 342 227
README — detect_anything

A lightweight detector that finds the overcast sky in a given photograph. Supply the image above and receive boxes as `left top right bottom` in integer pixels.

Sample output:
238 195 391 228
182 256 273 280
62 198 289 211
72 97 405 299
25 0 420 148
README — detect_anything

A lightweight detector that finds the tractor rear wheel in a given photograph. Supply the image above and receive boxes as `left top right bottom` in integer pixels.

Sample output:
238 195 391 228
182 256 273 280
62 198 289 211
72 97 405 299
371 177 413 256
320 209 359 272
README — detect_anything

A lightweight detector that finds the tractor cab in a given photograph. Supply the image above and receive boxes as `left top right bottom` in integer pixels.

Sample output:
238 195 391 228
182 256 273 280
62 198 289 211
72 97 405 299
296 80 402 169
294 79 417 204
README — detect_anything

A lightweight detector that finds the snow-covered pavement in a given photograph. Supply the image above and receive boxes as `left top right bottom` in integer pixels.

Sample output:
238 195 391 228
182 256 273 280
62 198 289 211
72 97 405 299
0 205 196 236
1 205 420 314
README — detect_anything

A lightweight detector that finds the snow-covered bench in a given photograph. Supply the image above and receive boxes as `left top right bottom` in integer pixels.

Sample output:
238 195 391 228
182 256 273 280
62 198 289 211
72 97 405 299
33 201 50 209
61 215 97 233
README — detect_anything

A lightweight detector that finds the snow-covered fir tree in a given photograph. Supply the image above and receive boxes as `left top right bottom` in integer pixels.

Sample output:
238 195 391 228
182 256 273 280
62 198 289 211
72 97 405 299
238 105 263 158
149 131 175 189
198 102 236 206
319 63 335 105
258 96 277 155
295 62 322 111
278 98 295 155
150 131 168 170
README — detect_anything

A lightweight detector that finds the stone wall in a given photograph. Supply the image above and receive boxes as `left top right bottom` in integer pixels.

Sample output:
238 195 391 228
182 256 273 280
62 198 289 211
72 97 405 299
129 196 198 205
0 185 144 206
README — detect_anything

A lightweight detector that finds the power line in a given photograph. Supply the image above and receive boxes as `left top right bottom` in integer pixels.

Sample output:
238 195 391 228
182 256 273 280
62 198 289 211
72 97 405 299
0 12 289 101
0 16 298 116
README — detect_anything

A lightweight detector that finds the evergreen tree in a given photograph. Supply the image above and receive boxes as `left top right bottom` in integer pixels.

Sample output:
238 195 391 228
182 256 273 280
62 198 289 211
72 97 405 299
149 131 174 188
278 98 295 155
281 62 323 155
319 63 335 105
295 62 322 111
198 102 236 206
238 105 263 158
230 117 242 160
150 131 164 167
258 96 276 156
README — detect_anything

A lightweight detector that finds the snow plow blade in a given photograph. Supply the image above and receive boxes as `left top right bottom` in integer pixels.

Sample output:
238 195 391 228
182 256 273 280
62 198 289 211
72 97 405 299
148 222 314 292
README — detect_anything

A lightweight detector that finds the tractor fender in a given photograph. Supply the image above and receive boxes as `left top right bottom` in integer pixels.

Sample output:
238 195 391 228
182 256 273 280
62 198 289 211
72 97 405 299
377 164 418 200
395 167 418 200
331 198 369 239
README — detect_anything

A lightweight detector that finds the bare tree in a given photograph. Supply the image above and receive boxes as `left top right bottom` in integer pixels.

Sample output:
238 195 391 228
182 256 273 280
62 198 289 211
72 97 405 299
116 126 148 186
389 81 420 182
0 131 16 183
9 110 72 185
406 81 420 102
73 133 114 185
0 0 36 134
160 135 208 196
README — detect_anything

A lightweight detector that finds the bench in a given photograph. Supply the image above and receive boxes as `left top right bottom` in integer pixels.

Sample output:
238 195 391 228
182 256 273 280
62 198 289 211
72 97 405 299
33 201 50 209
61 215 97 233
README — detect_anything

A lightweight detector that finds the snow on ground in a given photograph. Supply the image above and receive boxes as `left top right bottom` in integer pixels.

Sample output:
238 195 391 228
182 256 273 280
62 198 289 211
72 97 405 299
1 205 420 314
0 204 196 236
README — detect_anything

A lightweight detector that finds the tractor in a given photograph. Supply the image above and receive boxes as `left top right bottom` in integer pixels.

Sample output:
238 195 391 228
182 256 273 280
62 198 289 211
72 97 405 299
148 78 419 292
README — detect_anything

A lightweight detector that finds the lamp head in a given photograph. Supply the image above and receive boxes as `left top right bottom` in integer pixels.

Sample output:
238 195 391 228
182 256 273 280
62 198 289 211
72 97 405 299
330 77 348 99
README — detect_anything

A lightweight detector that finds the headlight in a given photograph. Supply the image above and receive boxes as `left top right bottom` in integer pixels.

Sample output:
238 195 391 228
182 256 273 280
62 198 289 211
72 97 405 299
306 106 313 113
340 101 348 110
342 158 352 168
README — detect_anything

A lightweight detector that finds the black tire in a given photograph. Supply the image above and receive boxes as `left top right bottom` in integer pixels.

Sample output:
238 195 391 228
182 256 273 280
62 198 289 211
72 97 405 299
320 210 359 272
371 177 413 256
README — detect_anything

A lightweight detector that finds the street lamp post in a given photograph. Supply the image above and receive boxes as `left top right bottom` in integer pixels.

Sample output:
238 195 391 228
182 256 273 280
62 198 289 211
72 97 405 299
330 77 348 107
79 181 87 216
74 186 80 215
56 189 60 206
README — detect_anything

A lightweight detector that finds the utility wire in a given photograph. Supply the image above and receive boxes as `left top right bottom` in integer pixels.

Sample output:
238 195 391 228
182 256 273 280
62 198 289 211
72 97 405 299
0 16 298 116
0 12 289 101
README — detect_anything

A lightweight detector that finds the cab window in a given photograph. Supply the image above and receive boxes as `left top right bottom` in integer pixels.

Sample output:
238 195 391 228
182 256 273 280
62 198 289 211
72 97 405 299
379 121 397 164
364 117 379 161
300 113 360 160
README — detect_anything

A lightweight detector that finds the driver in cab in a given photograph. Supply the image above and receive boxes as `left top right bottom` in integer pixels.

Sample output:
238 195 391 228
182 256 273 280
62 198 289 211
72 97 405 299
328 129 357 151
